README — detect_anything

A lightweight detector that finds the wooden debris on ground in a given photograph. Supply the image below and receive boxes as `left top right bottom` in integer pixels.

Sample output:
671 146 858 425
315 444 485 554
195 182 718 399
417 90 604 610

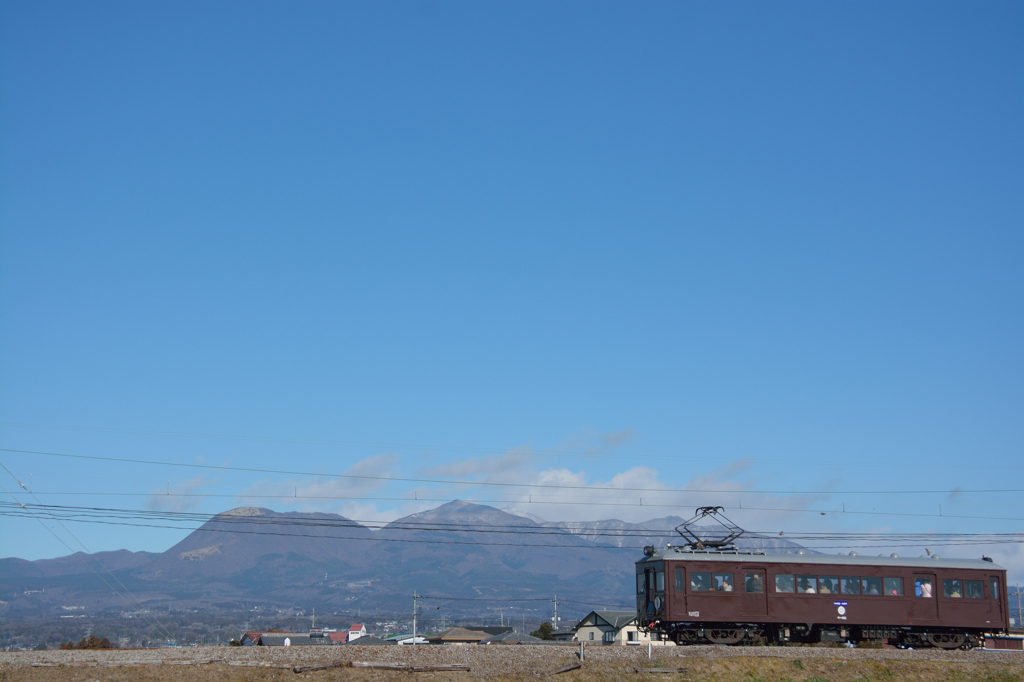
541 661 583 676
227 661 294 669
294 661 471 673
292 660 351 673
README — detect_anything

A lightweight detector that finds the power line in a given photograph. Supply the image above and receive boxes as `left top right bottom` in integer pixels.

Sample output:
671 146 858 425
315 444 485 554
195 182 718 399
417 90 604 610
3 448 1020 495
5 421 1018 471
6 488 1024 522
5 502 1023 540
2 503 1022 550
9 473 1024 508
1 512 1016 551
0 484 176 641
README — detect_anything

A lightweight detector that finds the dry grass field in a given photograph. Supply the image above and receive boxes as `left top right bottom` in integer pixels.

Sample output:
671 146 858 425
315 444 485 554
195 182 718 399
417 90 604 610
2 646 1022 682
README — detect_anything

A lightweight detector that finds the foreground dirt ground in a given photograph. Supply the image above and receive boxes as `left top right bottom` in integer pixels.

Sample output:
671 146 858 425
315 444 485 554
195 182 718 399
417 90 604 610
2 645 1022 682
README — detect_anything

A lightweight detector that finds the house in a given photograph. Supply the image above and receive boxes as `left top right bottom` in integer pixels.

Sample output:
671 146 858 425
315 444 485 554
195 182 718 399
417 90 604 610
386 634 429 645
348 623 367 641
345 635 393 645
240 632 263 646
478 631 543 645
257 633 331 646
473 627 513 636
551 628 577 642
574 610 672 646
426 627 492 645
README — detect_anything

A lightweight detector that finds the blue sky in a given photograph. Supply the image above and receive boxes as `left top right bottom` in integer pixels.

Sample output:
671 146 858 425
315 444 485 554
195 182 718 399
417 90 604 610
1 2 1021 580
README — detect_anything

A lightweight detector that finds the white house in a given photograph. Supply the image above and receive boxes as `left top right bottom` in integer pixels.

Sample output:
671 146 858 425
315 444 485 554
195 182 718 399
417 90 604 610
395 635 429 645
348 623 367 641
574 610 674 646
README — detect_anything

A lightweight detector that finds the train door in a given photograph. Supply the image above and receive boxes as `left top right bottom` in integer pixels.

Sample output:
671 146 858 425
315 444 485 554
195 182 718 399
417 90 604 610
641 565 665 620
988 576 1003 624
911 574 938 622
643 567 655 617
671 566 686 619
740 569 768 618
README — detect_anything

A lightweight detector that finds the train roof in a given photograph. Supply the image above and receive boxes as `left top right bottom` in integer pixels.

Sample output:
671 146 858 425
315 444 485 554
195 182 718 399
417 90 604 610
638 545 1005 572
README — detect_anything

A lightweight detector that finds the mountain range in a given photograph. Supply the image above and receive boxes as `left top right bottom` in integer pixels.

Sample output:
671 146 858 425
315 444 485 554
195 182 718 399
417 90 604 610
0 501 808 622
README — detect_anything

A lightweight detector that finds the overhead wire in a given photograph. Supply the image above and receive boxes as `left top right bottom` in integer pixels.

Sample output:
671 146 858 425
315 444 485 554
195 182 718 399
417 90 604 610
4 421 1020 471
3 448 1022 495
8 472 1024 509
5 502 1024 539
0 481 176 641
2 502 1021 551
6 488 1024 522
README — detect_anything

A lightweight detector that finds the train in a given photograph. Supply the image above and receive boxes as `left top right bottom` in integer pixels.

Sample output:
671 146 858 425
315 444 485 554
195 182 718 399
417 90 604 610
635 509 1010 649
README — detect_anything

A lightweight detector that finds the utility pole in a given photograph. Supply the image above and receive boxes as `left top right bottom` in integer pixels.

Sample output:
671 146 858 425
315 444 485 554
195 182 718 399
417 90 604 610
550 596 560 629
413 593 420 645
1011 581 1019 630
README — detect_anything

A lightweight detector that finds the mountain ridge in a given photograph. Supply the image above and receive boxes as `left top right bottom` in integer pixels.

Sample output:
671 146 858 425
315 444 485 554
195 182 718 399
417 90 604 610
0 500 810 621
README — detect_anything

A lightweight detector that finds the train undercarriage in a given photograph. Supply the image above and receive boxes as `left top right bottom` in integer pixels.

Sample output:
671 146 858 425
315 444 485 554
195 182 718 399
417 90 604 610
651 622 984 649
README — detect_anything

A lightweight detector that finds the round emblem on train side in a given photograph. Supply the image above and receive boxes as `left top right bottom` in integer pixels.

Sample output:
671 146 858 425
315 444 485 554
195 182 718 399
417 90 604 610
837 606 846 615
654 597 662 609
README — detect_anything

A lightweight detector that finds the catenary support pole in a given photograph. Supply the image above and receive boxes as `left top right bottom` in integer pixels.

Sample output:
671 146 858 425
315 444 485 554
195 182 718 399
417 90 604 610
413 593 419 645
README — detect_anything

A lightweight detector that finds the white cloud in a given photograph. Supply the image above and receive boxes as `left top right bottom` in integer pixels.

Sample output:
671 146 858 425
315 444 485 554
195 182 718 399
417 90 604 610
424 446 533 481
556 427 637 458
220 444 1024 585
234 453 399 511
145 476 207 512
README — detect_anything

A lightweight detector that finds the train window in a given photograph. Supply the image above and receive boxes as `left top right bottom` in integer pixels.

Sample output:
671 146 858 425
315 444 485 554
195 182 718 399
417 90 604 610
818 576 839 594
637 574 645 594
691 572 711 592
915 577 933 598
862 577 882 595
648 571 656 591
656 571 665 592
990 578 999 600
745 573 764 593
775 574 795 593
675 569 683 591
841 577 860 595
944 579 962 598
714 573 733 592
965 580 983 599
796 576 816 594
884 577 903 596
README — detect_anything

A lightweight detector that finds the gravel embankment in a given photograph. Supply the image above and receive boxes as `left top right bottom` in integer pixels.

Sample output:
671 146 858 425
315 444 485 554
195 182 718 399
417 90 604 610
1 644 1022 678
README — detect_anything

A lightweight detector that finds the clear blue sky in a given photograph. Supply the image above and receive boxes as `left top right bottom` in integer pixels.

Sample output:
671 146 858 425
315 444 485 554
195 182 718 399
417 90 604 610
1 2 1021 580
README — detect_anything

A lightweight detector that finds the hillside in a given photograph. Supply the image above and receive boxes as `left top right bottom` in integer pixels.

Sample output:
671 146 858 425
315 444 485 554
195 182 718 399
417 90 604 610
0 501 808 622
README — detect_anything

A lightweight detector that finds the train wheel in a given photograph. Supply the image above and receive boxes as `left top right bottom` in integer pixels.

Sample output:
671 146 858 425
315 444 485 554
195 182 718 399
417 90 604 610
706 628 744 645
903 633 927 648
926 633 966 650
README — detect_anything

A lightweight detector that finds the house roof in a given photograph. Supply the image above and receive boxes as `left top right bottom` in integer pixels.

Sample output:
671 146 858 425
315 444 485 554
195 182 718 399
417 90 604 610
258 633 331 646
479 631 543 645
242 631 263 644
475 627 514 636
349 623 365 630
345 635 393 645
329 633 348 644
576 610 637 631
429 627 491 642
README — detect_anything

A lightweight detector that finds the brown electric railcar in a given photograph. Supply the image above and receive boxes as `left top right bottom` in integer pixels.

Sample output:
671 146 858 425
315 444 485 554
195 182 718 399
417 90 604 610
636 546 1009 649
